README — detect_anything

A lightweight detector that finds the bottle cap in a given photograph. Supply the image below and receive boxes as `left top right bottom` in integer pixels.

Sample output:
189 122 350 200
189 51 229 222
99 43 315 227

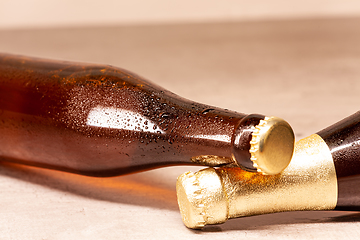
250 116 295 175
176 168 228 229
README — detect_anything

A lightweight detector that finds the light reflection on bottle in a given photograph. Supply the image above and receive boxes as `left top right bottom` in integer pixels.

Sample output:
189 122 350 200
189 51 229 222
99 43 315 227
86 106 165 134
186 134 231 143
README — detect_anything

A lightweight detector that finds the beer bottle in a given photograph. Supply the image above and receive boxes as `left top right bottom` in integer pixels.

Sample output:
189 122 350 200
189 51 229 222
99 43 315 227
177 111 360 229
0 53 294 177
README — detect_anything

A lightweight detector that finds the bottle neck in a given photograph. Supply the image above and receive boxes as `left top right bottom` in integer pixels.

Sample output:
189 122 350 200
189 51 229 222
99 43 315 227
176 134 338 229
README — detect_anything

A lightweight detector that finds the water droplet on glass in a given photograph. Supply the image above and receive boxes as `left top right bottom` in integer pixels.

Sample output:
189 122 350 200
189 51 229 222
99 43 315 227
202 108 214 114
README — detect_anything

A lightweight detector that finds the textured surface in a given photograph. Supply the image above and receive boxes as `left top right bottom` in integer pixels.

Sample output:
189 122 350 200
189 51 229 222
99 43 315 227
0 17 360 239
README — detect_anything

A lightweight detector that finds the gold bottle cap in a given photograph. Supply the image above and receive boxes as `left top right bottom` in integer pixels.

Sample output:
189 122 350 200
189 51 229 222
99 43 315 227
250 116 295 175
176 168 228 229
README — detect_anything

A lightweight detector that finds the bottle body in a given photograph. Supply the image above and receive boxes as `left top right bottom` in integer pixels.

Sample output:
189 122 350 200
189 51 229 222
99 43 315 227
318 111 360 210
0 53 269 176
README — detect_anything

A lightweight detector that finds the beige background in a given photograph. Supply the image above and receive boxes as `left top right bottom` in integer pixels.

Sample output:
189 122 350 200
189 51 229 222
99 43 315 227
1 3 360 240
1 0 360 29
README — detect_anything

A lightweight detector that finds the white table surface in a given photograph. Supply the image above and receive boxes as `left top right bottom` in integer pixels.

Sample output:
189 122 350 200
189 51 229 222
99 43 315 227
1 17 360 239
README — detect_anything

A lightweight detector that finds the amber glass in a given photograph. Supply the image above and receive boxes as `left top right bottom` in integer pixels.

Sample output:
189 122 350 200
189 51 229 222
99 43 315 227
0 53 265 176
318 111 360 210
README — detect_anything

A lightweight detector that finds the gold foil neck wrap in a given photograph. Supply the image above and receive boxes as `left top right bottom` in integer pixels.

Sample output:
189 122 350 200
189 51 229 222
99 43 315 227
221 133 338 219
176 134 338 229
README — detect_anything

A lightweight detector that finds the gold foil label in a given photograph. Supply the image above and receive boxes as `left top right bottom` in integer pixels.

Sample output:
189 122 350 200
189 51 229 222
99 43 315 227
219 134 338 218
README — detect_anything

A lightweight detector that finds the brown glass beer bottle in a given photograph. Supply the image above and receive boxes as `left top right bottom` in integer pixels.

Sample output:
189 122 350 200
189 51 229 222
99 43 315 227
0 53 294 177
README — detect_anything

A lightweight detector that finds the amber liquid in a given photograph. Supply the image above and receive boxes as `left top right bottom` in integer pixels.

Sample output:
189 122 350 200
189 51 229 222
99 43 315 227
0 53 262 176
